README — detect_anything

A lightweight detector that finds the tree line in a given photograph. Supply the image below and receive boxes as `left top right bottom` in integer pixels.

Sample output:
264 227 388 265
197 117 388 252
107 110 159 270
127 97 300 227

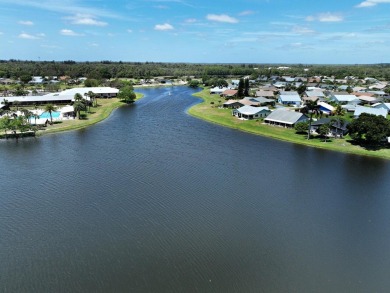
1 60 390 81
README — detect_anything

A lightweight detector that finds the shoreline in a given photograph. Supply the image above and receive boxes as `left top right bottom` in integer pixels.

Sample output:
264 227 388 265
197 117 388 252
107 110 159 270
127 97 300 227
35 93 144 137
188 88 390 160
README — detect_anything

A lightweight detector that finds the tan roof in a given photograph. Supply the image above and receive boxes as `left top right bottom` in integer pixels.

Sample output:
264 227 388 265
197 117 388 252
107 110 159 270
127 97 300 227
353 92 374 97
255 90 274 97
239 99 260 106
222 89 238 96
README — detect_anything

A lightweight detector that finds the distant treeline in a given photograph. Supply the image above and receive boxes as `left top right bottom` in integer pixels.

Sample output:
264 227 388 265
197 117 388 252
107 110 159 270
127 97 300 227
1 60 390 80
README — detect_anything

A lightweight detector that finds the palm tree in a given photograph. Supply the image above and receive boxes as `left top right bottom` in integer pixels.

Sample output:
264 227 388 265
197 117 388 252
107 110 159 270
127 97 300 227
0 116 10 139
21 109 33 128
73 101 85 119
74 93 83 102
44 104 56 124
302 98 320 140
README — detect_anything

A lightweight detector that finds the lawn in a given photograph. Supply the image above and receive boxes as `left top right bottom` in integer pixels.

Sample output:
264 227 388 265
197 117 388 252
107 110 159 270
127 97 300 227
37 93 143 135
189 88 390 160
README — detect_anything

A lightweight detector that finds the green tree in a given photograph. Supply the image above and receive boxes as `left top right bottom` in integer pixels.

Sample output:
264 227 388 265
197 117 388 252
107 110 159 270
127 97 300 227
13 100 21 111
330 116 346 138
84 78 100 87
74 93 83 102
237 78 244 98
0 116 11 139
297 84 307 95
20 74 32 84
244 78 250 96
302 99 320 139
44 104 56 124
348 113 390 145
117 86 136 104
318 123 331 142
73 101 86 119
294 121 309 134
188 80 200 88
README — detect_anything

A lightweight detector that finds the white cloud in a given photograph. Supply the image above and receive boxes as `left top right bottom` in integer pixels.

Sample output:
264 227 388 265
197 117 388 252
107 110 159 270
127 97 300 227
306 13 343 22
292 26 316 34
127 29 133 33
18 32 44 39
60 29 84 36
356 0 390 8
206 14 239 24
154 23 174 31
19 20 34 25
239 10 255 16
65 14 107 26
185 18 197 23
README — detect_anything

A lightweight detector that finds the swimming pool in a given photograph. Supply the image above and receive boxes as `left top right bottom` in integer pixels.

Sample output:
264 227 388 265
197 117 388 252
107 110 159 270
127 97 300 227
40 111 61 119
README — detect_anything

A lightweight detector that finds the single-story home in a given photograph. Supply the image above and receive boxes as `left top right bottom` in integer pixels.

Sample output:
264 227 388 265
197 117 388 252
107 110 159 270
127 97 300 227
304 90 326 99
329 94 360 104
310 118 349 137
353 105 387 118
250 97 275 106
210 87 228 94
239 98 261 107
278 94 302 106
222 89 238 99
223 99 243 109
232 105 271 120
358 95 378 105
255 90 274 98
264 109 308 127
3 87 119 106
372 103 390 113
318 102 335 114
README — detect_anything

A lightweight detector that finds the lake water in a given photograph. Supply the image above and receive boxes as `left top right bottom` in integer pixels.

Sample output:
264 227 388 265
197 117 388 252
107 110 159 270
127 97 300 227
1 86 390 292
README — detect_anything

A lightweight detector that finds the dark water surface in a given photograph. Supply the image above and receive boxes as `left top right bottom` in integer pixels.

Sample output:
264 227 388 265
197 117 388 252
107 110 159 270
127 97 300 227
1 86 390 292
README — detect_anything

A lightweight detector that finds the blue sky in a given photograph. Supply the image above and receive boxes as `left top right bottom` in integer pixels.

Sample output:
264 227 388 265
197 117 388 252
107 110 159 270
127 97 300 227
0 0 389 64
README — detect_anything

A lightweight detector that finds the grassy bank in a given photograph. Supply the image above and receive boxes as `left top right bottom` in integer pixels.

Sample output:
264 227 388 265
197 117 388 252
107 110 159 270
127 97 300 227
189 88 390 160
37 93 143 136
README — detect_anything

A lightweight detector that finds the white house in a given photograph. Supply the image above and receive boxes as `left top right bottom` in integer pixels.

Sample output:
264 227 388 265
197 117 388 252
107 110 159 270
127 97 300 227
330 94 360 104
372 103 390 113
278 94 302 106
232 105 271 120
264 109 308 127
353 105 387 119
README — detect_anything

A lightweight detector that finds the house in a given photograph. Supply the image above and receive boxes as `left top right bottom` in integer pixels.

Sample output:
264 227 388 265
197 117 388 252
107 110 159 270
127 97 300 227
310 118 349 137
329 94 359 104
274 81 287 89
210 87 228 94
255 90 274 98
318 102 335 114
29 76 44 84
223 99 243 109
222 89 238 99
372 103 390 113
278 94 302 106
251 97 275 106
3 87 119 106
59 105 75 118
232 105 271 120
353 105 387 118
357 95 378 105
305 90 325 98
239 98 262 107
264 109 308 127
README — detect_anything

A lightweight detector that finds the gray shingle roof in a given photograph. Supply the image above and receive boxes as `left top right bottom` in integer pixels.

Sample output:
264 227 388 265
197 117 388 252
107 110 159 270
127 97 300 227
265 109 307 125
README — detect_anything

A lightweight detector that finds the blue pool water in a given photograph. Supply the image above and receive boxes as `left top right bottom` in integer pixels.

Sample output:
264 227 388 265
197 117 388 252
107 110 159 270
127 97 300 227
40 111 61 119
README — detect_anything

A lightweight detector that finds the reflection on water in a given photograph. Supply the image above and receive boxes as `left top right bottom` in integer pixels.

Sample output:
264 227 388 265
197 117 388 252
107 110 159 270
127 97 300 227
1 86 390 292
